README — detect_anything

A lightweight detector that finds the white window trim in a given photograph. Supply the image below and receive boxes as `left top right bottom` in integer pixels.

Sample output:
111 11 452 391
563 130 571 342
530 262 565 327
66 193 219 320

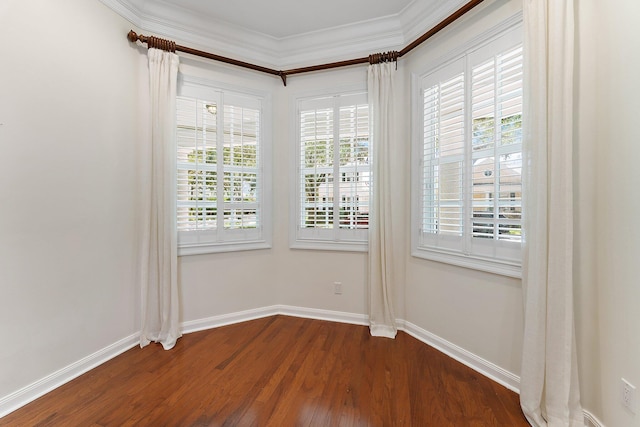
289 85 370 252
411 13 523 278
177 75 272 256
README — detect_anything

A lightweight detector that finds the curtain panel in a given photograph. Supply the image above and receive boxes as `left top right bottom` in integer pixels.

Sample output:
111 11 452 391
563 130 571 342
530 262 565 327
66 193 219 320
140 48 181 350
520 0 583 425
367 62 397 339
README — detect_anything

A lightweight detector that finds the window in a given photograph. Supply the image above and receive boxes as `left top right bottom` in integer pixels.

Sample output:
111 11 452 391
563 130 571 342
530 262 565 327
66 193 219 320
412 23 523 277
292 91 370 251
177 78 271 255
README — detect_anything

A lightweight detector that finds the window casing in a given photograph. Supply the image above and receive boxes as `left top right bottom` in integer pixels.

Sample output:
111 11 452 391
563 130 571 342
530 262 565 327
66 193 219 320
177 77 271 255
412 22 523 277
292 91 370 251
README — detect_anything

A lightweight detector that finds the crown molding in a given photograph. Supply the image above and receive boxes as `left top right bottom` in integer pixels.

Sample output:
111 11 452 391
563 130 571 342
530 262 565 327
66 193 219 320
98 0 144 27
99 0 280 67
99 0 473 69
400 0 471 44
275 17 404 69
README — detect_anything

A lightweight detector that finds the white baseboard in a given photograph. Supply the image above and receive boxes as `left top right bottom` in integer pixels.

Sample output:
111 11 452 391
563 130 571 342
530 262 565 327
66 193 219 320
180 305 279 334
583 410 605 427
180 305 369 335
396 318 521 393
0 333 139 419
275 305 369 326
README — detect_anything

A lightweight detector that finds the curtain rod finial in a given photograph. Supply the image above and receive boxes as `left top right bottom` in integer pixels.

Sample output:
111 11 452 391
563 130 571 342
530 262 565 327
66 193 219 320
127 30 139 43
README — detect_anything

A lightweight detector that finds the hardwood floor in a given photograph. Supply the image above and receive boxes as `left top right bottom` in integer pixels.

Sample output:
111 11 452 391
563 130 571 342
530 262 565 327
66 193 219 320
0 316 528 426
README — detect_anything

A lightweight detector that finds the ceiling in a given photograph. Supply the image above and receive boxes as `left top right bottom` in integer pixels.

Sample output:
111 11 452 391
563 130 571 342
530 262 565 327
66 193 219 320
158 0 415 39
102 0 468 68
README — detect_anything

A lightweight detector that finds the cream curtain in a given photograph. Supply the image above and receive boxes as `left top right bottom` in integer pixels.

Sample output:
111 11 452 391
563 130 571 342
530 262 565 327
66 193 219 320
520 1 583 425
367 62 397 339
140 48 181 350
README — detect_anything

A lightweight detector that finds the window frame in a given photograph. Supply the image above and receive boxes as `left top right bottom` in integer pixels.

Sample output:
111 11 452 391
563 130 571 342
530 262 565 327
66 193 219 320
411 15 523 278
177 75 272 256
290 86 371 252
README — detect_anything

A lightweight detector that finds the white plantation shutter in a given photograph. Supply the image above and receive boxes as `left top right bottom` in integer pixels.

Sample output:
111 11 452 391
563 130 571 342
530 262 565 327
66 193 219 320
300 101 334 231
222 101 260 232
421 60 466 253
470 45 523 245
296 92 370 249
415 25 522 275
338 103 370 230
176 80 269 254
468 43 523 262
423 64 465 237
176 96 219 233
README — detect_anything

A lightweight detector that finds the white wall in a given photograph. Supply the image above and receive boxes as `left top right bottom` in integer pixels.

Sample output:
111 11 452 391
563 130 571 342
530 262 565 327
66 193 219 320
591 0 640 425
0 0 142 398
574 0 602 421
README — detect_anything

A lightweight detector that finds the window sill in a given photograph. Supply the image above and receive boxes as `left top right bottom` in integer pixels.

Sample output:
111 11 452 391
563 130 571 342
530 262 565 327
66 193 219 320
411 247 521 278
290 239 368 253
179 240 271 256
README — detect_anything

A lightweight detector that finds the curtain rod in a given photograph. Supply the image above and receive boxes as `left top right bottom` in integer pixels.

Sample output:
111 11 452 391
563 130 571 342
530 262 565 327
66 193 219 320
127 0 485 86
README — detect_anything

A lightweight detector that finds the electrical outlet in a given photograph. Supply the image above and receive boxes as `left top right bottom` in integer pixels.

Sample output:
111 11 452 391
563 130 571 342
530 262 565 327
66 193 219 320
622 378 637 413
333 281 343 295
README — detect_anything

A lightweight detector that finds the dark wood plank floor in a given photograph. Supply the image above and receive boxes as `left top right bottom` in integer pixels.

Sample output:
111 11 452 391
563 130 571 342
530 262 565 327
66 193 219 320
0 316 528 426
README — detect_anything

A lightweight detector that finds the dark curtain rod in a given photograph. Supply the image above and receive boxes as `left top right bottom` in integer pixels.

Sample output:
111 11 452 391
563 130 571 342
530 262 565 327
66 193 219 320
127 0 485 86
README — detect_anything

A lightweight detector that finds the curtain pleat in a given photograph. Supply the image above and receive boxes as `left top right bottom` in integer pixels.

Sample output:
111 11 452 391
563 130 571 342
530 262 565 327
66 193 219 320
140 48 181 350
367 62 397 338
520 1 583 425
